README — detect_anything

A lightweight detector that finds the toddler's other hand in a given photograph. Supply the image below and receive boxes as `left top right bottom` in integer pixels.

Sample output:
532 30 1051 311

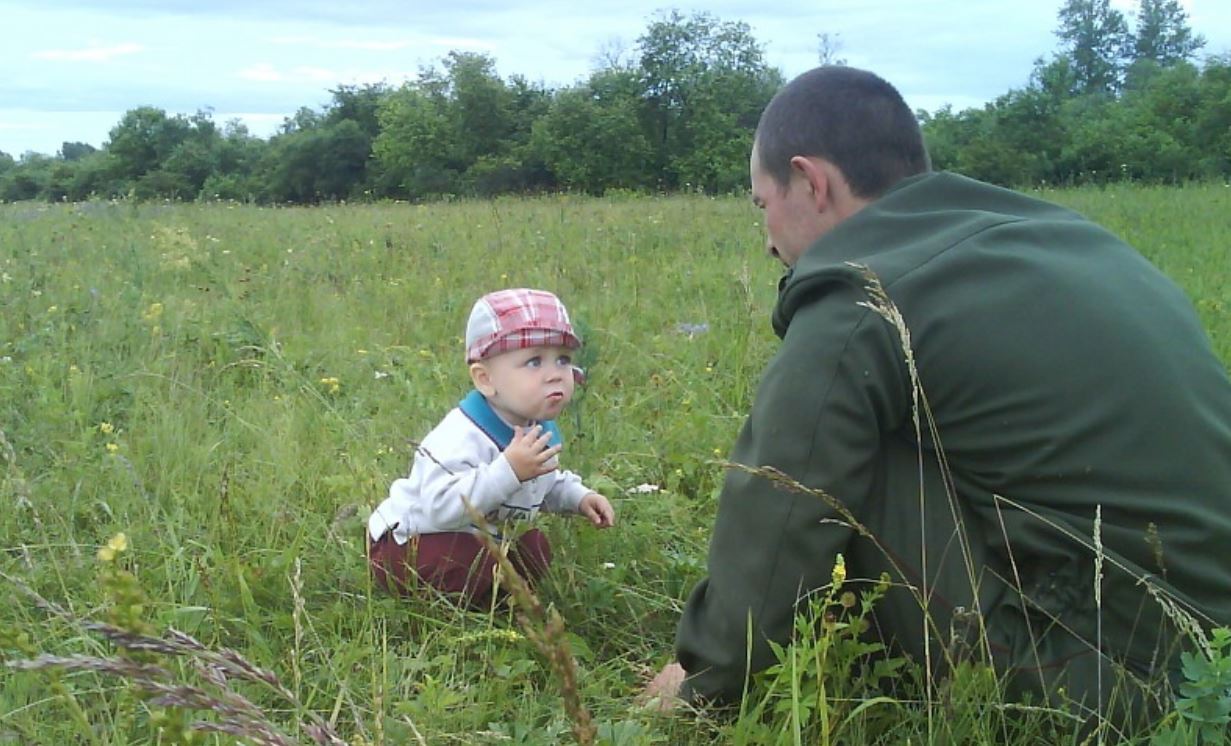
579 492 615 528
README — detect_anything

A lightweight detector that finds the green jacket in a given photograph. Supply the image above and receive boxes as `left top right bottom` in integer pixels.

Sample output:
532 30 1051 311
676 171 1231 703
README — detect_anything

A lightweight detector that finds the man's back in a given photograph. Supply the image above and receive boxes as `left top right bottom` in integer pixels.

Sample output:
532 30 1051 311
778 170 1231 665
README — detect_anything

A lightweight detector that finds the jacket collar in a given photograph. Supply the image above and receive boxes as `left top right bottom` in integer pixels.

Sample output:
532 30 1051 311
458 389 563 450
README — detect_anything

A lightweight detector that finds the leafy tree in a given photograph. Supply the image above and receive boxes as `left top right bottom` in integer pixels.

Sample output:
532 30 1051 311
314 120 371 199
531 67 654 194
198 120 266 201
325 83 389 140
256 119 370 203
104 108 225 199
445 52 516 166
670 68 765 192
279 106 323 135
320 83 390 196
373 81 458 198
1192 55 1231 177
1055 0 1131 94
918 106 967 173
0 154 54 201
1130 0 1204 66
636 10 782 189
373 52 544 198
502 74 554 190
106 107 193 183
65 152 119 200
59 142 97 161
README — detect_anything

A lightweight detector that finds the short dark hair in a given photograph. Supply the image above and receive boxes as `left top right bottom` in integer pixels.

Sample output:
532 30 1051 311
754 66 930 199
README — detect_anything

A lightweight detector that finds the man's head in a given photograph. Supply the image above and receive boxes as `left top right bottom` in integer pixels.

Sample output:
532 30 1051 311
464 288 582 425
751 66 930 266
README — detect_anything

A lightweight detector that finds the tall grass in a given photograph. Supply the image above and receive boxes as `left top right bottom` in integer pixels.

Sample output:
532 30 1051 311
1 184 1228 743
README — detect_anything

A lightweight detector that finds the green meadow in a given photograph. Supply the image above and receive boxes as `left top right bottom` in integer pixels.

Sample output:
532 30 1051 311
1 184 1229 744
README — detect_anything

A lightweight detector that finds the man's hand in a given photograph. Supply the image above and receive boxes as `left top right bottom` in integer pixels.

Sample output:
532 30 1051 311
504 425 561 482
578 492 615 528
642 662 686 712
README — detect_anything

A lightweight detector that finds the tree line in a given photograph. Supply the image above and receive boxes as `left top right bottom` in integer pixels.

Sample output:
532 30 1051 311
0 1 1225 204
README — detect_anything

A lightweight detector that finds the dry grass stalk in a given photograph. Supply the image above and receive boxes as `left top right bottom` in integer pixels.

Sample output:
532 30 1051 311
1094 503 1105 742
411 441 597 744
3 570 347 746
721 461 951 650
459 496 597 746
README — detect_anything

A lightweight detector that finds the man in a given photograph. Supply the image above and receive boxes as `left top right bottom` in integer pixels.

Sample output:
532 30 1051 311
645 66 1231 728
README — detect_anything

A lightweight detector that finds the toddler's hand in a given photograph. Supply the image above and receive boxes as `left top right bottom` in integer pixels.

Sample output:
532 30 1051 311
579 492 615 528
504 425 561 482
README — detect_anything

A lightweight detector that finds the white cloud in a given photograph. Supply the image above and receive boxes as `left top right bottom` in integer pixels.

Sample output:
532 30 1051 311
238 63 283 82
268 34 409 51
32 43 144 62
269 34 316 45
329 39 410 51
425 36 496 51
236 62 412 88
293 66 340 83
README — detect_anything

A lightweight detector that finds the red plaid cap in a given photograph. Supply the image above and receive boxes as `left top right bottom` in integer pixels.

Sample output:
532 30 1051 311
465 288 582 363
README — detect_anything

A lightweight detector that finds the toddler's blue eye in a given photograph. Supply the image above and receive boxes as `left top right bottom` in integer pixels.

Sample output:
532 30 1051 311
557 355 572 366
525 356 542 368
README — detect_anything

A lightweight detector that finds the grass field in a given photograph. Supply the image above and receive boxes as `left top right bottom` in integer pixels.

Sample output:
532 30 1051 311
1 184 1229 744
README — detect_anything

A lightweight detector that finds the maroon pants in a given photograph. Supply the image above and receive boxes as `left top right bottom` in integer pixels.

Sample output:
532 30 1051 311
368 529 552 608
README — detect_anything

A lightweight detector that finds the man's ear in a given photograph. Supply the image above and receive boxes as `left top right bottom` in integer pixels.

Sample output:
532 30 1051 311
470 362 495 396
790 155 831 213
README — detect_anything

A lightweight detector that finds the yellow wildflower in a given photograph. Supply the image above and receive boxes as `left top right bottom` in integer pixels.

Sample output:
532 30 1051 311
319 376 341 394
142 302 163 322
98 422 115 435
97 532 128 562
106 443 119 453
832 553 847 587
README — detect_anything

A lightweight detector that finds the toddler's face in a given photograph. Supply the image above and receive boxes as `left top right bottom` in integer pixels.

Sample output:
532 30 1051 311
476 344 576 425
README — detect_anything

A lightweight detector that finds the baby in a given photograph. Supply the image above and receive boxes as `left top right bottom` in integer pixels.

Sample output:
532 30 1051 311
367 288 615 607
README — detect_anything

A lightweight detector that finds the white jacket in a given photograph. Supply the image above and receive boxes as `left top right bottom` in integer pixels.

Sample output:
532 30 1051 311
367 407 591 544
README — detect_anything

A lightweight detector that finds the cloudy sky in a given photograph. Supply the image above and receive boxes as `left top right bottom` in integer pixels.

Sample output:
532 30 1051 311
2 0 1228 158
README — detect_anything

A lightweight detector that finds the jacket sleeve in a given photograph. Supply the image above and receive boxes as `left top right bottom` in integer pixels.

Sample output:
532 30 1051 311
543 468 591 514
409 440 522 531
675 279 909 703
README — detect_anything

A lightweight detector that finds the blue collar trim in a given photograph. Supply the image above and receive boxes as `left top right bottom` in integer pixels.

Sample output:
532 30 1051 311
457 389 562 450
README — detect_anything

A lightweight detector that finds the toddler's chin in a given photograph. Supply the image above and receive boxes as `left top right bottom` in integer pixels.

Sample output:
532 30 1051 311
540 399 569 419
